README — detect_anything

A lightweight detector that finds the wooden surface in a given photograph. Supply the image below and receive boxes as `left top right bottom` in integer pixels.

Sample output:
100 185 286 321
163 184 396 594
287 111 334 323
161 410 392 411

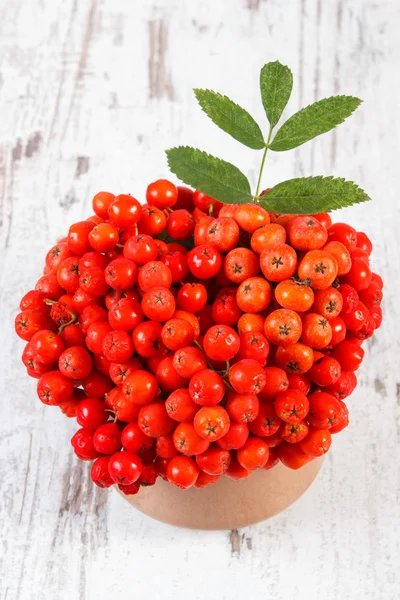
0 1 399 598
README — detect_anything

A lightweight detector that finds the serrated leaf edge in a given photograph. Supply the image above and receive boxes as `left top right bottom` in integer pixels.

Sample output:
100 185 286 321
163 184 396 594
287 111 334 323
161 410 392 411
193 88 266 150
166 146 253 203
269 95 363 151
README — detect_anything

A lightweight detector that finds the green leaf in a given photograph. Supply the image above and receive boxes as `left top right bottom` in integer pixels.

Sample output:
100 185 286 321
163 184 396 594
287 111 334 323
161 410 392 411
166 146 253 204
194 89 265 150
269 96 362 151
260 61 293 128
259 176 370 214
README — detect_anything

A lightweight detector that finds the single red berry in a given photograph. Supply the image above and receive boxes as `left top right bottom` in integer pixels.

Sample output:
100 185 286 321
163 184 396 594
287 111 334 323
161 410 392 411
329 316 347 347
258 367 289 402
172 346 207 378
167 455 199 489
264 308 302 346
187 244 222 279
330 400 349 434
29 330 65 364
35 274 64 300
327 222 357 252
312 287 343 320
155 355 189 392
307 392 342 429
234 203 270 233
177 283 207 313
341 302 370 332
19 290 49 314
138 402 174 437
275 279 315 313
166 209 194 240
102 330 134 362
193 190 222 215
79 266 109 296
237 437 270 470
141 287 176 322
122 370 159 406
92 191 115 219
160 251 189 283
132 321 166 358
72 287 99 313
155 434 178 459
108 451 143 485
280 421 309 444
45 243 74 274
108 297 144 332
37 370 75 405
224 247 260 284
196 446 231 475
77 397 108 429
172 422 210 455
93 422 122 455
216 422 249 450
225 456 250 480
229 359 266 394
138 261 172 292
108 194 142 228
139 205 167 236
193 406 230 441
161 318 195 351
81 369 113 398
91 457 114 488
325 371 357 400
57 257 80 293
225 392 260 424
88 223 119 252
249 402 281 437
286 373 311 395
121 423 154 454
236 277 271 313
236 331 270 366
203 324 240 361
71 428 101 460
322 241 352 275
211 287 242 326
59 346 93 379
274 389 309 424
301 313 332 349
79 251 109 272
298 250 338 290
275 343 314 374
203 217 240 253
123 234 158 265
341 257 372 291
331 340 365 371
278 442 315 470
165 388 198 422
300 428 332 456
68 221 96 255
260 244 298 282
287 215 328 251
105 258 138 290
310 356 341 387
85 321 113 354
146 179 178 209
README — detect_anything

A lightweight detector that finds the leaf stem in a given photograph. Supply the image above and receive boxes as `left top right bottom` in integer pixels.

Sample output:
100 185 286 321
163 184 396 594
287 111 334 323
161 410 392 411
254 125 273 200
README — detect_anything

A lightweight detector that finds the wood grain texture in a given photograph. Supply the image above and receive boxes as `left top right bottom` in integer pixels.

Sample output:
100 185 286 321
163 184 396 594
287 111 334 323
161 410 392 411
1 0 399 598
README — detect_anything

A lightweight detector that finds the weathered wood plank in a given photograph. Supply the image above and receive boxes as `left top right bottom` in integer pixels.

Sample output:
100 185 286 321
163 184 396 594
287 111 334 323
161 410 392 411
0 0 399 599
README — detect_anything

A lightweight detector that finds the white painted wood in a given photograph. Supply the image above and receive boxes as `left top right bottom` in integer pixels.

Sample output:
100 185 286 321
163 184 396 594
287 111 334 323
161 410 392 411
1 0 399 598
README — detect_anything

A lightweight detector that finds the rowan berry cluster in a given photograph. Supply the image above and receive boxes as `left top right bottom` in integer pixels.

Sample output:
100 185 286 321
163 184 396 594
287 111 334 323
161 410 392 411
15 181 383 492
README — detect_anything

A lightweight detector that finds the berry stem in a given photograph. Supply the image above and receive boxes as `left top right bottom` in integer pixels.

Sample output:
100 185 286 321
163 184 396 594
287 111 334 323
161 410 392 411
254 125 273 201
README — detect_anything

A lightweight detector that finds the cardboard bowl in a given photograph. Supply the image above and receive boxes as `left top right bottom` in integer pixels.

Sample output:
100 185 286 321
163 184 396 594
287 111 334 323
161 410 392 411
117 457 323 530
